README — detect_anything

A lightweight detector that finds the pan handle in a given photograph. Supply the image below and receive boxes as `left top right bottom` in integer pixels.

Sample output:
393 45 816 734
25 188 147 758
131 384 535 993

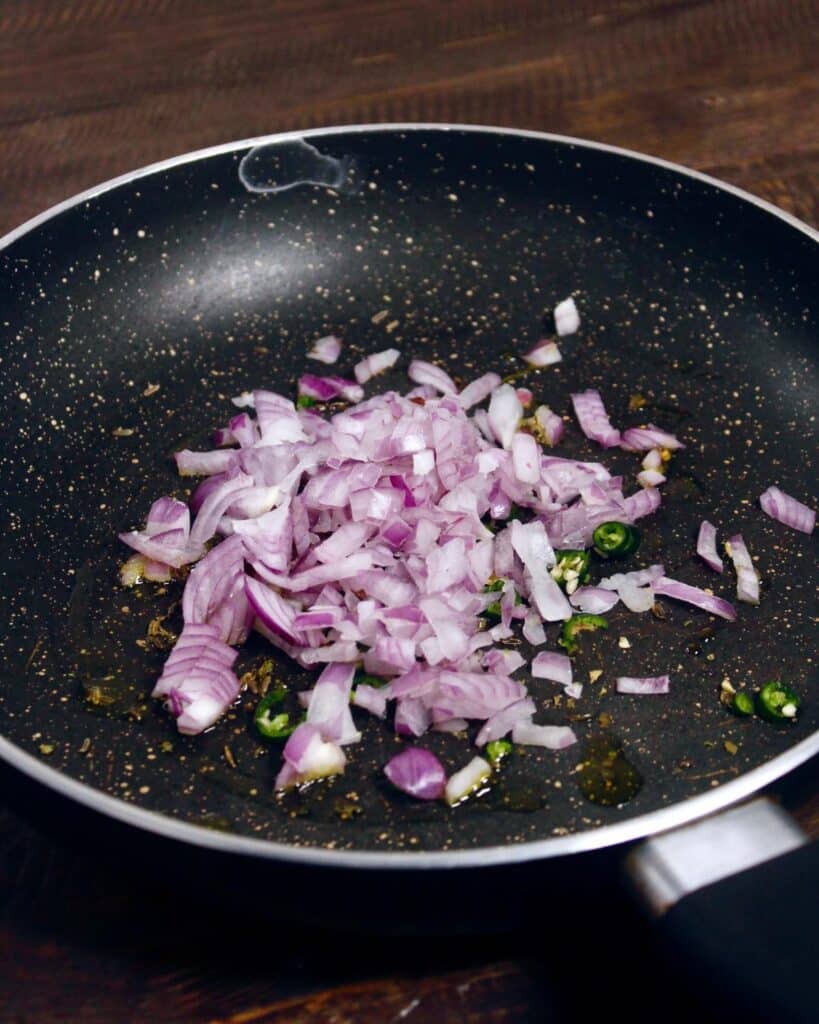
625 798 818 1024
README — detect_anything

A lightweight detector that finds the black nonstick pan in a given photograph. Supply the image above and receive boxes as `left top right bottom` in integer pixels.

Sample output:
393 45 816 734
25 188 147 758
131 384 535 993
1 126 816 1020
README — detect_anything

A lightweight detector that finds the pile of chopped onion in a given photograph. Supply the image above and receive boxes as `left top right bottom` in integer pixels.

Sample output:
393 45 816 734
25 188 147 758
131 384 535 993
119 318 807 802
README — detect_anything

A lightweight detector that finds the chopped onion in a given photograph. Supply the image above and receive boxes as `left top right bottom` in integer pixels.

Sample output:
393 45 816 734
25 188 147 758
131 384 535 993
175 449 237 477
653 575 737 621
384 748 446 800
599 565 663 613
458 372 501 410
433 717 469 734
637 469 666 488
354 347 400 384
275 723 346 789
483 648 526 674
182 534 251 645
524 339 562 367
616 675 670 694
474 697 536 746
569 586 620 614
725 534 760 605
306 662 360 745
571 389 620 448
407 359 456 394
511 721 577 749
245 575 305 645
554 297 580 336
642 448 662 471
760 486 815 535
123 341 755 802
153 623 240 735
394 698 431 737
620 425 684 452
352 684 388 718
531 652 572 687
445 756 492 805
298 374 363 403
622 486 661 522
696 520 723 573
522 609 547 645
119 496 193 570
510 520 572 622
488 384 523 450
306 334 342 364
511 431 540 484
117 528 190 569
534 406 564 447
188 471 254 551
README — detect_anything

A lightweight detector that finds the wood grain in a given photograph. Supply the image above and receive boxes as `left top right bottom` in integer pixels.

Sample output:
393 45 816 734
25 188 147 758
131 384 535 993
0 0 817 234
0 1 816 1021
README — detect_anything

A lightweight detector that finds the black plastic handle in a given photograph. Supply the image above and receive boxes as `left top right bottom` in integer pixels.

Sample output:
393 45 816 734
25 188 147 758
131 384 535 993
658 840 819 1024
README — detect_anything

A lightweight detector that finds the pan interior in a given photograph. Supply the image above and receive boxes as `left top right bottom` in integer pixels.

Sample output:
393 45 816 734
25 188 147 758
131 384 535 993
0 127 815 854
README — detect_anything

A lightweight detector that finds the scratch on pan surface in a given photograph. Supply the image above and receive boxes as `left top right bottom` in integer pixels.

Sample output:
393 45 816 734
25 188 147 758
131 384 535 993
238 138 357 195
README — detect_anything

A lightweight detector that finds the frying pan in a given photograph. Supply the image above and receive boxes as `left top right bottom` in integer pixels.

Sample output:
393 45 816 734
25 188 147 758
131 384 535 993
1 125 817 1019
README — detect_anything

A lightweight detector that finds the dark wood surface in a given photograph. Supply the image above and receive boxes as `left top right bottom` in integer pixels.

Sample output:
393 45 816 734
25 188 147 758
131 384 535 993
1 1 817 1021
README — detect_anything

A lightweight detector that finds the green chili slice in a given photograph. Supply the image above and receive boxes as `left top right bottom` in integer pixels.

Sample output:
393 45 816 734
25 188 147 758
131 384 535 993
732 691 755 716
254 690 296 739
592 522 641 559
551 549 591 593
353 671 389 690
485 739 513 766
756 681 801 722
484 578 508 619
559 613 609 656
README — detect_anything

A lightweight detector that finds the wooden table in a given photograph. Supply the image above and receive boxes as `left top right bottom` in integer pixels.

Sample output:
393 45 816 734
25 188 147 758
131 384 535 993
1 1 816 1021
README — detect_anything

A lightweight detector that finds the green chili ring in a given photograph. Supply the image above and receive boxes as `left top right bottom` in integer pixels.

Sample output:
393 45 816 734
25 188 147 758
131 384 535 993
559 613 609 656
255 690 296 740
756 681 801 723
592 521 641 559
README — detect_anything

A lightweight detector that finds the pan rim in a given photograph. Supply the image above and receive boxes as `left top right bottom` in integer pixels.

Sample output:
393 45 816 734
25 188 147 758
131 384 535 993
2 123 817 251
0 122 816 869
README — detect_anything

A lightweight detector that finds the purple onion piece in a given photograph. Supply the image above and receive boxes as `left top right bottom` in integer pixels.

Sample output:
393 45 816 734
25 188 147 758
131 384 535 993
488 384 523 449
407 359 456 394
616 675 670 695
298 374 363 403
620 426 684 452
760 486 815 535
571 389 620 448
569 586 620 615
531 652 573 686
354 347 400 384
524 339 562 367
307 335 342 364
534 406 564 447
554 297 580 336
511 722 577 749
384 748 446 800
696 520 724 573
458 372 501 410
726 534 760 605
653 575 736 621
